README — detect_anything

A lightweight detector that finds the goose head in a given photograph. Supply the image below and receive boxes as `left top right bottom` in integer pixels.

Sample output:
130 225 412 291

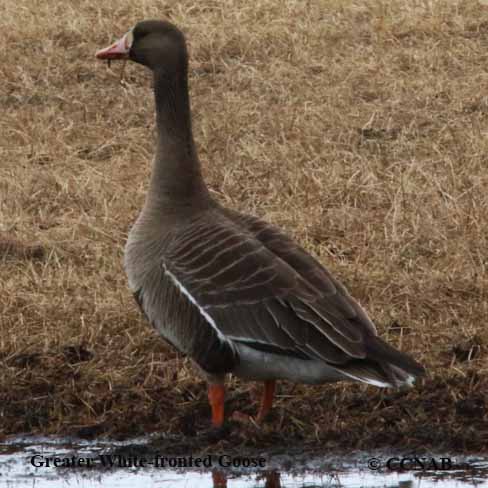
96 20 188 73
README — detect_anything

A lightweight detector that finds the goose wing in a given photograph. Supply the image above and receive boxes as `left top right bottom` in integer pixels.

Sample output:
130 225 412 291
164 210 374 366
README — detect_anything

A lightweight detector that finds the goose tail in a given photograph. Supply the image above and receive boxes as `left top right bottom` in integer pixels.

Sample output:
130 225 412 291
333 335 425 388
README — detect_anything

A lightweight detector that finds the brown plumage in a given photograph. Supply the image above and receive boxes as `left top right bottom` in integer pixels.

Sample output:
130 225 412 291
96 20 425 428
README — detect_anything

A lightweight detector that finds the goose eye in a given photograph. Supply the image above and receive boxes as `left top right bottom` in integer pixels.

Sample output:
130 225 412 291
125 30 134 49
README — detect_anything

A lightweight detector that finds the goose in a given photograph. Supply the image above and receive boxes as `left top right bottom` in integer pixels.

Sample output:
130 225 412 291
96 20 425 428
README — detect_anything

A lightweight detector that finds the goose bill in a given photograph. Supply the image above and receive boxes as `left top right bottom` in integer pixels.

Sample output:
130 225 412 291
96 34 130 60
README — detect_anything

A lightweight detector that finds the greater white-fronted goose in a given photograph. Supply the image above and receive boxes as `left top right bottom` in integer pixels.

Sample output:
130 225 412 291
96 20 425 428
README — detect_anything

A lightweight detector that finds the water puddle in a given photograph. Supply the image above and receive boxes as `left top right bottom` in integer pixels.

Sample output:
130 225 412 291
1 436 487 487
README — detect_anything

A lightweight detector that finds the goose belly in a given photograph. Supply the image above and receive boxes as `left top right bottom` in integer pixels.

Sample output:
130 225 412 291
232 343 347 384
124 235 237 375
124 231 187 352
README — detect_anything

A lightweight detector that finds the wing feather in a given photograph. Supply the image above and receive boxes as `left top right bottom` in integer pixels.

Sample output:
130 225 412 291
163 209 375 366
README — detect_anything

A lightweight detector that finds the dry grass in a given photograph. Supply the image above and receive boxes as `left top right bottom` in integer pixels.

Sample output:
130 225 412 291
1 0 487 451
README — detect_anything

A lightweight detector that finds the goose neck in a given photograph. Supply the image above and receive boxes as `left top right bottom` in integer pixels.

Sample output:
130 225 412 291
146 68 210 210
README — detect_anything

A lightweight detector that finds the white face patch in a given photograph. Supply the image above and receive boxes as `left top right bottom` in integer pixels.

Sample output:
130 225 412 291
125 29 134 49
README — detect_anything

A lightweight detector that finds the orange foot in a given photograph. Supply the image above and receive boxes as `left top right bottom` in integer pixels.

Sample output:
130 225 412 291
231 380 276 425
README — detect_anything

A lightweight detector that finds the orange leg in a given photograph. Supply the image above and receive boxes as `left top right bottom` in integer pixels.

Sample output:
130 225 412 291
208 384 225 427
256 380 276 423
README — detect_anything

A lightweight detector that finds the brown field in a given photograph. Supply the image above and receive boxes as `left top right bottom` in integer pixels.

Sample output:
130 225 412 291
1 0 487 452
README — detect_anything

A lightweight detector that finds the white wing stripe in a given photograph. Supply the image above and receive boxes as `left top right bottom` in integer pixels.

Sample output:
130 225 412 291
163 265 228 343
337 370 391 388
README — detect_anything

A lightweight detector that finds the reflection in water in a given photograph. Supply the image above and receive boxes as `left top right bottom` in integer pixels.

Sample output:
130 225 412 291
213 470 227 487
212 469 414 488
206 461 488 488
0 437 487 488
212 470 282 488
258 470 281 488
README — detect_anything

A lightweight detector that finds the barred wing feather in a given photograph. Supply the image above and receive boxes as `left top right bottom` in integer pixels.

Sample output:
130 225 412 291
164 213 371 365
